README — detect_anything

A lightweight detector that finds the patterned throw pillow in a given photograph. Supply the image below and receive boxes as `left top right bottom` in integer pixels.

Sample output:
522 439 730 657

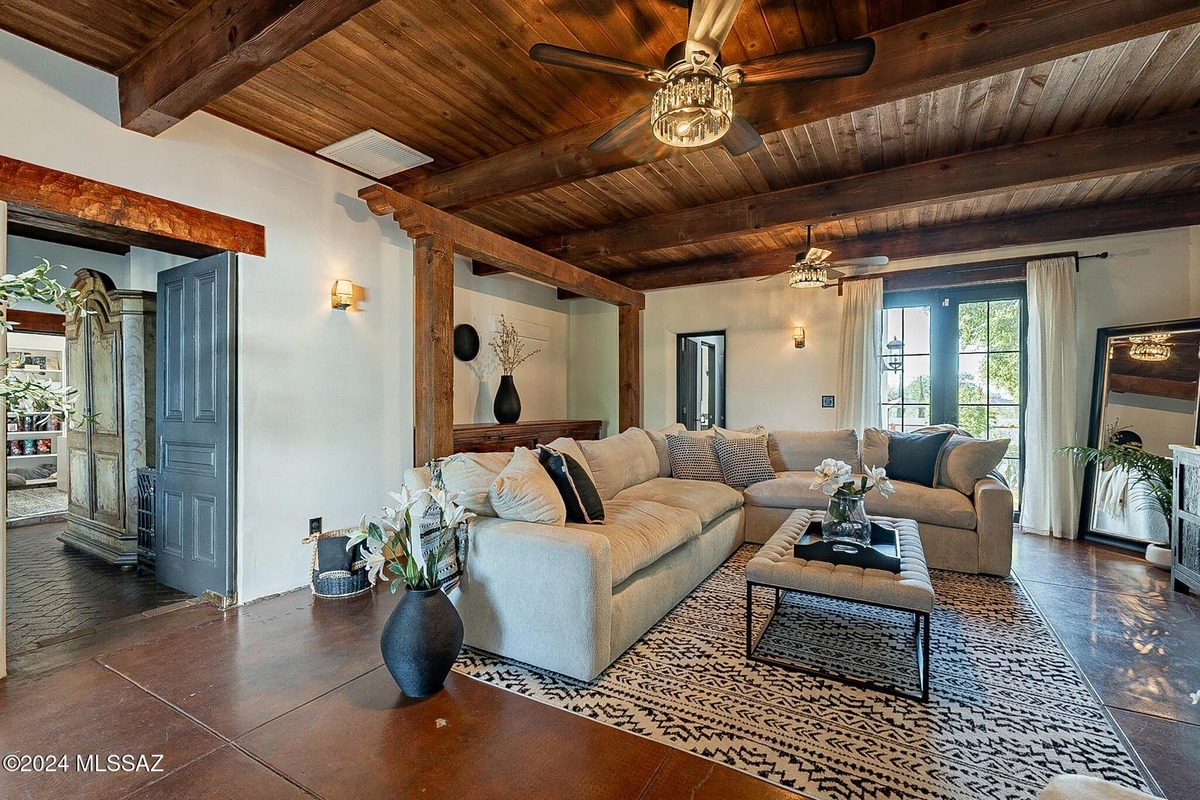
537 446 605 524
714 435 776 488
665 434 724 482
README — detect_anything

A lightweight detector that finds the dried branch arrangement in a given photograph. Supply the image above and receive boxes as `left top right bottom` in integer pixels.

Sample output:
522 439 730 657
490 316 540 375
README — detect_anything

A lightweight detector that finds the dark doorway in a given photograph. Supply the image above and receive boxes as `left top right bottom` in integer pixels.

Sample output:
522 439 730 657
677 331 726 431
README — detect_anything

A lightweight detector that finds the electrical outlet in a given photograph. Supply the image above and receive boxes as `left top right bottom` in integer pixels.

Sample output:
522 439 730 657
309 517 322 536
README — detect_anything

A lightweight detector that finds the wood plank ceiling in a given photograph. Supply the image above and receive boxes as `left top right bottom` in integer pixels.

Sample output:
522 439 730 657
4 0 1200 291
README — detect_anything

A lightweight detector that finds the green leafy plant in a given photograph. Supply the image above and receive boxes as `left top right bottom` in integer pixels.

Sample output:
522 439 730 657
348 485 474 592
1057 422 1172 521
2 259 88 426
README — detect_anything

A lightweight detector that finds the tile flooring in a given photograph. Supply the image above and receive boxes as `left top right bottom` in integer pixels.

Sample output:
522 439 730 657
0 531 1196 799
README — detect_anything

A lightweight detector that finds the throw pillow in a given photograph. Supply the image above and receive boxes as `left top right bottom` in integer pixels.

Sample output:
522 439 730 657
642 423 686 477
440 451 513 517
665 434 724 482
886 430 954 487
543 437 597 483
578 428 659 501
714 424 767 439
937 435 1011 494
488 447 567 525
537 446 605 524
713 435 776 488
861 427 891 470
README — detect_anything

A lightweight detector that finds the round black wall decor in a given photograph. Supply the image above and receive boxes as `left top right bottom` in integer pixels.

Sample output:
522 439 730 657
453 324 480 361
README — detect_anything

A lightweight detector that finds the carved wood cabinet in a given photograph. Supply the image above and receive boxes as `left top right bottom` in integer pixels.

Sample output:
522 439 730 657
1170 445 1200 594
59 270 156 566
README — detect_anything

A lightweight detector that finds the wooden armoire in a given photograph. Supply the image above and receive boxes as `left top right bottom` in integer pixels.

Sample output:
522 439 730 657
59 269 156 565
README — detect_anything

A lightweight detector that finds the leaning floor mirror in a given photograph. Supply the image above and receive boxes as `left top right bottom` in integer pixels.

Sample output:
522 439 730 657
1081 317 1200 545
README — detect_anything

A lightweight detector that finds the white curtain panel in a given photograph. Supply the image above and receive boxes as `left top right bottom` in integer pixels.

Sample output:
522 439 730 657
1021 256 1081 538
836 277 883 432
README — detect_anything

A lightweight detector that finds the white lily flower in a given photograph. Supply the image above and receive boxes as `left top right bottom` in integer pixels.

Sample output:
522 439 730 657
407 524 427 573
345 514 372 549
361 538 388 584
386 487 420 511
811 458 852 496
441 503 475 530
426 486 456 513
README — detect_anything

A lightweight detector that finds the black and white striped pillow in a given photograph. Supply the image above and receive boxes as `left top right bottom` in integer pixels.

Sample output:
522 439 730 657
537 446 605 524
665 434 724 482
714 435 776 488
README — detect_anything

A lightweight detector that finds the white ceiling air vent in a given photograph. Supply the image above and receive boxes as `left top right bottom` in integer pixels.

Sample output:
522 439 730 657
316 129 432 179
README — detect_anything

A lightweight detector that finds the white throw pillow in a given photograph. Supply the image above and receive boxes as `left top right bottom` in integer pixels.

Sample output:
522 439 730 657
936 435 1011 494
642 423 686 477
440 451 513 517
488 447 567 525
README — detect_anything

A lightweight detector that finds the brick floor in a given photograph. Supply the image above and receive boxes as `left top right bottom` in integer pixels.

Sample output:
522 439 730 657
5 521 192 655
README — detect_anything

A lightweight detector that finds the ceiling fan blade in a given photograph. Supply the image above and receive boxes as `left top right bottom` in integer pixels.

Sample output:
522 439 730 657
804 247 833 264
529 44 656 80
588 105 653 153
686 0 745 61
829 256 890 267
733 38 875 86
721 114 763 156
824 267 845 280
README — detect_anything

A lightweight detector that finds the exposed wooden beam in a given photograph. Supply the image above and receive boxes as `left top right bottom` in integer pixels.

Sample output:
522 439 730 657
394 0 1200 213
360 184 645 309
532 108 1200 261
118 0 383 135
0 156 265 256
615 187 1200 291
470 260 504 277
413 233 455 466
618 306 642 432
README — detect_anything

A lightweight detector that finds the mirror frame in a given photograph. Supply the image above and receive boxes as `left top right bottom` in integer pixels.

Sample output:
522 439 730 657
1079 316 1200 543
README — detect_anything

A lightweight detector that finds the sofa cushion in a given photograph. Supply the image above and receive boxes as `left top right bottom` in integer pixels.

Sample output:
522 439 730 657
714 435 776 488
714 424 767 439
573 499 702 586
614 477 743 526
489 447 566 525
537 446 605 524
666 434 724 482
887 430 954 487
768 428 860 472
642 423 686 477
578 428 659 501
742 471 831 510
937 435 1011 494
441 451 513 517
863 480 978 530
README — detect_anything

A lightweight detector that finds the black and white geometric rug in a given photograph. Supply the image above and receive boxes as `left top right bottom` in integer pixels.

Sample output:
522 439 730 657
454 546 1157 800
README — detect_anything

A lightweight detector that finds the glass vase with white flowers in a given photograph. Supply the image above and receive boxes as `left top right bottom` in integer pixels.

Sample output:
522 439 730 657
811 459 895 548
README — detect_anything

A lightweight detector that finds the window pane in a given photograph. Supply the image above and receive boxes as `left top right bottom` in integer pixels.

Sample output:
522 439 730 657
958 301 989 353
958 353 987 403
999 458 1021 505
902 356 930 403
902 307 931 355
902 405 930 429
988 352 1020 403
958 405 988 438
882 370 902 403
989 299 1020 352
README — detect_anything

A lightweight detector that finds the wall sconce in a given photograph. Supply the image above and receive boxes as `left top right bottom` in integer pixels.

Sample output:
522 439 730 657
883 337 904 371
332 279 354 310
793 326 806 349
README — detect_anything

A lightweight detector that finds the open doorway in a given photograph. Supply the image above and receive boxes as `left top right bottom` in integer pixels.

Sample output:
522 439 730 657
677 331 726 431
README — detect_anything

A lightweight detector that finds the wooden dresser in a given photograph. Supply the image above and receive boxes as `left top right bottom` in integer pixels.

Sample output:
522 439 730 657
452 420 604 454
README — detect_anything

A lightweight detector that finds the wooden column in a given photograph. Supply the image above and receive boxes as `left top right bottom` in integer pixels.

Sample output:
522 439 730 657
413 233 455 466
618 305 642 432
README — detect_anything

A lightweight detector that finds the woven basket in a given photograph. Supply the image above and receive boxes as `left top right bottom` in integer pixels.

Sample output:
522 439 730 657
304 528 371 599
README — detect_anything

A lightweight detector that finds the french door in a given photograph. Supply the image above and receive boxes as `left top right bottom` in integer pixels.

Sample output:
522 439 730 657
881 284 1026 504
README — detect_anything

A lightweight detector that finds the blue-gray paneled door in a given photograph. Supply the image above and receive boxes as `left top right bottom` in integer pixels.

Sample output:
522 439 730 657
154 253 236 600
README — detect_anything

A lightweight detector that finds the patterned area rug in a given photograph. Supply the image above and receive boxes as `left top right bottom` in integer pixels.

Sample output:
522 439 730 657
7 486 67 519
454 546 1155 800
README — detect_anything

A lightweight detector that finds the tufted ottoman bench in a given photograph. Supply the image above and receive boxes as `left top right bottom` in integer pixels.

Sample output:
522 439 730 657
746 509 935 700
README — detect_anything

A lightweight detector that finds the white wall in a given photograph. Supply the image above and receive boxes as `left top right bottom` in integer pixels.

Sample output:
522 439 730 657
452 258 568 425
570 226 1200 441
0 31 414 602
5 235 129 310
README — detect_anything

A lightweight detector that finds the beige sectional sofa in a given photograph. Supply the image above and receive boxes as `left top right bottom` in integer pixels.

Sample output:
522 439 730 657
403 425 1013 681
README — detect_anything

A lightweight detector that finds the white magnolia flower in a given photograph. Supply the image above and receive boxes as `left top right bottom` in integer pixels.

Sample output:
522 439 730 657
865 465 896 498
811 458 853 496
361 538 388 584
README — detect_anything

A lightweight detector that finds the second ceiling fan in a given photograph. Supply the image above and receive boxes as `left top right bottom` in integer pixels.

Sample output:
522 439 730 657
528 0 875 156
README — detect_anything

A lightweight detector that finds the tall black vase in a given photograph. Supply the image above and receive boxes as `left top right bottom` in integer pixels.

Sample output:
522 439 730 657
380 587 464 697
493 374 522 424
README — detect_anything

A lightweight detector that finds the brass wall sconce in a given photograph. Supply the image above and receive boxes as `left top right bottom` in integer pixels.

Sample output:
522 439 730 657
332 279 354 310
793 326 806 349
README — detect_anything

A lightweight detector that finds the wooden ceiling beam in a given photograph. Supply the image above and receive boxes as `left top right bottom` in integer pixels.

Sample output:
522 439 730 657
393 0 1200 213
531 108 1200 261
614 187 1200 291
359 184 645 309
118 0 383 136
0 155 265 256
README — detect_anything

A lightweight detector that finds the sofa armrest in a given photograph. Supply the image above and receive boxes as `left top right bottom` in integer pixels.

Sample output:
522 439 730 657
973 477 1014 576
452 516 613 681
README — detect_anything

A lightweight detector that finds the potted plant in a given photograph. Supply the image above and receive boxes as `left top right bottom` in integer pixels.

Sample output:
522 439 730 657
349 481 475 697
810 459 895 549
489 315 540 424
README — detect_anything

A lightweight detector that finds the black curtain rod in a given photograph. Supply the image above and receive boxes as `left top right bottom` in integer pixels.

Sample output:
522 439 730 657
1074 251 1109 271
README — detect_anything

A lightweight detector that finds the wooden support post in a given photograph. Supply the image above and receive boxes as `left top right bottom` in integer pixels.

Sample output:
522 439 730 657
618 305 642 432
413 233 455 467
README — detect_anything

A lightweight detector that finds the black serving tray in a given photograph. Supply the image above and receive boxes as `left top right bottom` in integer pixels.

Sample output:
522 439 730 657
793 520 902 573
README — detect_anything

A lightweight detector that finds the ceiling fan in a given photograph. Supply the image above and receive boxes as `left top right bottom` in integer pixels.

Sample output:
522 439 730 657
756 226 890 288
528 0 875 156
